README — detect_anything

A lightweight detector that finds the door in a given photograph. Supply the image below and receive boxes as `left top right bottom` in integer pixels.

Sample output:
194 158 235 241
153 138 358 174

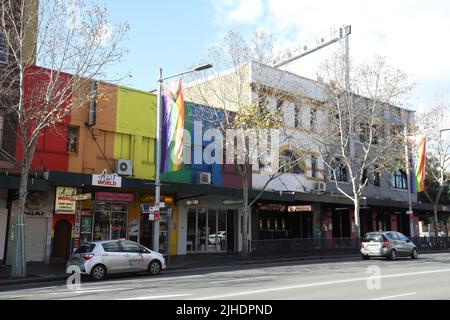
100 241 124 274
120 241 146 272
53 220 72 262
26 218 48 262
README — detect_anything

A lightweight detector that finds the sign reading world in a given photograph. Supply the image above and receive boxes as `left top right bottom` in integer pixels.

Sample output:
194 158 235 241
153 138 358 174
92 170 122 188
55 187 77 214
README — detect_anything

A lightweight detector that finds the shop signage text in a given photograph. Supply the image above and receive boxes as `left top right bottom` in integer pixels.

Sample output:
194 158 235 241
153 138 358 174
288 205 313 213
25 211 46 217
55 187 77 214
96 192 134 202
70 193 93 201
92 170 122 188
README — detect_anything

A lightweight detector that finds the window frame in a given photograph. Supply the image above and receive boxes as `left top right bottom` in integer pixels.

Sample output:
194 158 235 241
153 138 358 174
392 170 407 190
67 126 80 154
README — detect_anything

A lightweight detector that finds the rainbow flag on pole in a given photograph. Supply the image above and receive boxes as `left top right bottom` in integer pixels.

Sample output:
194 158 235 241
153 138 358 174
161 80 185 173
408 135 427 193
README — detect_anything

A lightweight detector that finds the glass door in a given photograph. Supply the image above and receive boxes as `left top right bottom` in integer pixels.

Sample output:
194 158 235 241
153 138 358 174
217 210 227 252
207 210 217 252
93 202 128 241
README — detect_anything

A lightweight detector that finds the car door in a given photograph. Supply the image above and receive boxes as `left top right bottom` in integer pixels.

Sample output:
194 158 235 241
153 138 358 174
119 241 147 272
397 233 414 256
100 241 124 274
386 232 403 255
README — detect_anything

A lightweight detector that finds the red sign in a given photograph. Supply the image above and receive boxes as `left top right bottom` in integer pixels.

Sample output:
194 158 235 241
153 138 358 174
96 192 134 202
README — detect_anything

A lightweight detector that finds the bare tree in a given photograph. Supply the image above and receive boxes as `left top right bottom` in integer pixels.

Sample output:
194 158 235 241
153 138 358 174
313 54 413 238
0 0 128 278
185 31 311 254
418 96 450 236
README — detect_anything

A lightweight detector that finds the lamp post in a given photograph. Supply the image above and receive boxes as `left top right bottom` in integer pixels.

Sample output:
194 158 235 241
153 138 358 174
153 64 212 255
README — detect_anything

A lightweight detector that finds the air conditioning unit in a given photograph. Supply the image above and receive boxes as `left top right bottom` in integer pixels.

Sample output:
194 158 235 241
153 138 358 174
198 172 212 185
116 159 133 176
315 182 326 192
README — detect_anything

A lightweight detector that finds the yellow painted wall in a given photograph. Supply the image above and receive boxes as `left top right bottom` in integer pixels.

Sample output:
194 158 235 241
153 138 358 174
115 88 157 180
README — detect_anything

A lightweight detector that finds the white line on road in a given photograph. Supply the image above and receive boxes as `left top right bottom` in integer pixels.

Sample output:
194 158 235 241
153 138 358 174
210 276 276 284
118 294 194 300
194 268 450 300
371 293 417 300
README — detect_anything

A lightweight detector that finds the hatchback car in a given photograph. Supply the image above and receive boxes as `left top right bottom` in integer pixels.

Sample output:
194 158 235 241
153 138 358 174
361 232 418 261
66 240 166 281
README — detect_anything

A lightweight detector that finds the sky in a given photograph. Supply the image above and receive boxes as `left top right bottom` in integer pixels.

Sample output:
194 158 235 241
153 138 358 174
104 0 450 112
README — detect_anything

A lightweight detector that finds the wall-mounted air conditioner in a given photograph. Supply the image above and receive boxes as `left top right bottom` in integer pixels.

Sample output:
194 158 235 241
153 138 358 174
116 159 133 176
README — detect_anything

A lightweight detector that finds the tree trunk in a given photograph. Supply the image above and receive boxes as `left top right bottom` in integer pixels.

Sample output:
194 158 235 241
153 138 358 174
353 197 361 239
11 165 29 278
241 175 249 256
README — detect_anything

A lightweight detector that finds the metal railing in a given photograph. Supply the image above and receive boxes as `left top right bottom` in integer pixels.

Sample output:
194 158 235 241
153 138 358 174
250 237 450 258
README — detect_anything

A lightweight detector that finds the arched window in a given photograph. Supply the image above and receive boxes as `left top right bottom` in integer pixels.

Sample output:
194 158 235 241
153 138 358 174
279 150 305 174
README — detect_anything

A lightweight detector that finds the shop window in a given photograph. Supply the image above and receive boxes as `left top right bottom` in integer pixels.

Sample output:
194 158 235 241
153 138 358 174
67 126 79 154
0 28 7 64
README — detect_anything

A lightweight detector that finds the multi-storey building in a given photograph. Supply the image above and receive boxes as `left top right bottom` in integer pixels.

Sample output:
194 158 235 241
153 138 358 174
186 61 449 246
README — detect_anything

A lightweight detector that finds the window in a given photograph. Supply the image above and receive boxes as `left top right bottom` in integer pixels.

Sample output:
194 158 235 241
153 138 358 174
120 241 142 253
310 108 317 131
75 244 96 254
279 150 305 174
386 232 399 240
330 159 347 182
294 105 301 128
67 126 79 153
362 169 369 185
392 170 407 190
102 242 120 253
372 166 381 187
276 100 284 113
359 123 369 143
0 28 7 64
311 156 318 178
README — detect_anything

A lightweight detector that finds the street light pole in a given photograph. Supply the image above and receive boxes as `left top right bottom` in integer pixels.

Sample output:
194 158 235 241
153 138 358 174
404 126 414 238
153 64 213 254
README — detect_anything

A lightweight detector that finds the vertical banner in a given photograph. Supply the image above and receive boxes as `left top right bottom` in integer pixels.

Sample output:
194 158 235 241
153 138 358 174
161 79 185 173
408 135 427 193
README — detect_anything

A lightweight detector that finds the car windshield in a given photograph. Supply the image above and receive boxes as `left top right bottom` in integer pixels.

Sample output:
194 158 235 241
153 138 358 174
75 244 96 254
364 234 384 242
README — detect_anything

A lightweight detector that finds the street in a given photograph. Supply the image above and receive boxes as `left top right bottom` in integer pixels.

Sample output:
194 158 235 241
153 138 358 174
1 253 450 300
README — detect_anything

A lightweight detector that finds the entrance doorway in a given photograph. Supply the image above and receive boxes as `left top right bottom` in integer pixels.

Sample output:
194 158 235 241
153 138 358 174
53 220 72 262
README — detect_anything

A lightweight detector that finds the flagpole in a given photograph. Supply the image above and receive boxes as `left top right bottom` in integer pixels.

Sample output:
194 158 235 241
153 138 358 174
404 126 414 238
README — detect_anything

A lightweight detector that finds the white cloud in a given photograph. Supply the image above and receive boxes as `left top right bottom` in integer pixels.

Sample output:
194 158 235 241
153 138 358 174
212 0 265 25
211 0 450 110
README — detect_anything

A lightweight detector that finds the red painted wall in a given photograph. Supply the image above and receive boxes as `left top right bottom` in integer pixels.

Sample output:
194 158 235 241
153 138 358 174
15 66 71 172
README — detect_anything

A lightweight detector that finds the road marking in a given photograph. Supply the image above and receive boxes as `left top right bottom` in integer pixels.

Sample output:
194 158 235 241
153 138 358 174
210 276 276 284
194 268 450 300
97 274 204 286
118 294 193 300
371 293 417 300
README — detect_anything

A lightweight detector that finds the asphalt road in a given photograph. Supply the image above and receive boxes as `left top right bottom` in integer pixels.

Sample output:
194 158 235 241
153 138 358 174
1 253 450 300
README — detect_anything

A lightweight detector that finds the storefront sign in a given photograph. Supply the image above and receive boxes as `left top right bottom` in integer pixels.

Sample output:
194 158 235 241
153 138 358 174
92 170 122 188
24 211 46 217
96 192 134 202
55 187 77 214
70 193 93 201
258 204 286 212
288 205 313 213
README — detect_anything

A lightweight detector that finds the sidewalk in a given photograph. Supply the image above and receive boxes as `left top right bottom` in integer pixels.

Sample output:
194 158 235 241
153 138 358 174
0 253 359 287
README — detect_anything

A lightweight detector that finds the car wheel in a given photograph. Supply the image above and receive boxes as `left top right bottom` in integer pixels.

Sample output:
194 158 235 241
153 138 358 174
90 264 107 281
148 260 161 275
387 250 397 261
362 255 370 260
411 248 419 259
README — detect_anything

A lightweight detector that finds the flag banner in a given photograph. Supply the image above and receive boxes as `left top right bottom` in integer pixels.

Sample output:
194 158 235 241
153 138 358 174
408 135 427 193
161 79 185 173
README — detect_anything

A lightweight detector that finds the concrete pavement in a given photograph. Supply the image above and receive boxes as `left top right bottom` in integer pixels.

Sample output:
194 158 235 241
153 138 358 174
1 253 450 300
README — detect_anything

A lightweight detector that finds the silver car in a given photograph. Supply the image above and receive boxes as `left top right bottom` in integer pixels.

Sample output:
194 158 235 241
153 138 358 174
66 240 166 281
361 232 418 261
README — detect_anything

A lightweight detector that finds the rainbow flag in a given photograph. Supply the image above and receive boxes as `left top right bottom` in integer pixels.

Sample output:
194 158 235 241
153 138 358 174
408 135 427 193
161 80 184 173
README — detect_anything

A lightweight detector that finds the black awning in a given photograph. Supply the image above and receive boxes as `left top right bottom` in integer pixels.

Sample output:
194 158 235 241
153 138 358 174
0 175 48 191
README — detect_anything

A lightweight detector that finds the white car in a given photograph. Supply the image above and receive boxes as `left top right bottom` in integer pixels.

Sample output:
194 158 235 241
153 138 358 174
66 240 166 281
208 231 226 245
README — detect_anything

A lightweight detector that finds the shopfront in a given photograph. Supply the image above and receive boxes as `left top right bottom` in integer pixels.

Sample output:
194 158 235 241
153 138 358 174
77 192 134 243
256 203 313 240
